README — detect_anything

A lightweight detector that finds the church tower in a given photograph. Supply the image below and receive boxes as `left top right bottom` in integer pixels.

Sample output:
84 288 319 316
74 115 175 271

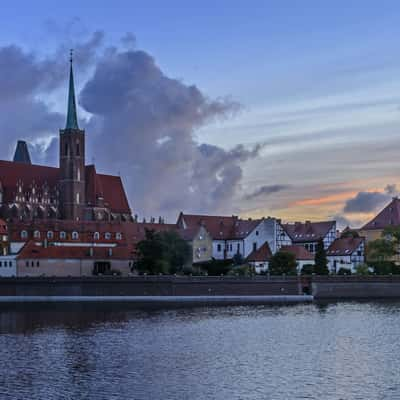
59 52 86 220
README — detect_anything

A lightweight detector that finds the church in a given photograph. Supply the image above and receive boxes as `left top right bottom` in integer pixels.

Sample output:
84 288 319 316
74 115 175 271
0 56 132 223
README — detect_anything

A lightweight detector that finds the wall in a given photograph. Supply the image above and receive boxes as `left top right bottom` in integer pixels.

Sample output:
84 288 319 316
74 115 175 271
191 226 213 264
312 276 400 298
17 259 131 277
243 219 276 258
0 276 302 297
0 256 17 277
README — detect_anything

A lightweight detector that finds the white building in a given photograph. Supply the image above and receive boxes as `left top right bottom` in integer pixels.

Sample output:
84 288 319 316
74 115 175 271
326 237 365 273
0 255 17 277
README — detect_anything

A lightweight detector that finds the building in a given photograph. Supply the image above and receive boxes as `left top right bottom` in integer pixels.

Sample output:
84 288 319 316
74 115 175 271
246 242 272 273
358 197 400 243
178 225 213 264
279 245 315 272
326 237 365 273
0 56 132 223
281 220 337 253
177 213 286 260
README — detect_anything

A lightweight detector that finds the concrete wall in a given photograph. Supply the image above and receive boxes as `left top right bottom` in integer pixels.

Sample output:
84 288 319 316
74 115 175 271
312 276 400 298
0 276 302 297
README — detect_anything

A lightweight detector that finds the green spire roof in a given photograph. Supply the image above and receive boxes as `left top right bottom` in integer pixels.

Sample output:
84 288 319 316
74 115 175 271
65 53 79 130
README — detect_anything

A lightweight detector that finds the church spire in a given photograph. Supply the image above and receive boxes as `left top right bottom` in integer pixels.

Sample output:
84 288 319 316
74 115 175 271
65 49 79 130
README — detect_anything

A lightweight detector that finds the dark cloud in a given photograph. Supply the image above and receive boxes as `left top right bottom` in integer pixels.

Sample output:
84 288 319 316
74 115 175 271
0 32 103 161
244 184 290 200
80 46 256 220
343 184 398 213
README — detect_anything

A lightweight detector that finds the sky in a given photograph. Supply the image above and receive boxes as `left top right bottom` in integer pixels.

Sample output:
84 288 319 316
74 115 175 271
1 0 400 227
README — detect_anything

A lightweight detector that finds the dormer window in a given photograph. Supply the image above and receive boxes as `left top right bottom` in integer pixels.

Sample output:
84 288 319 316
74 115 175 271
47 231 54 239
72 231 79 240
60 231 66 240
33 230 40 239
105 232 111 240
21 230 28 239
94 232 100 240
116 232 122 240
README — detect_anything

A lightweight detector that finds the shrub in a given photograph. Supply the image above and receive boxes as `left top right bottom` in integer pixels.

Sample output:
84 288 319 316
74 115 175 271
301 264 314 275
354 263 370 275
197 258 233 276
269 251 297 275
337 267 352 275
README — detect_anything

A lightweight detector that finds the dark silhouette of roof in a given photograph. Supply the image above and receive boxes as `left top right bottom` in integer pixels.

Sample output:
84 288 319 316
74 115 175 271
361 197 400 230
13 141 31 164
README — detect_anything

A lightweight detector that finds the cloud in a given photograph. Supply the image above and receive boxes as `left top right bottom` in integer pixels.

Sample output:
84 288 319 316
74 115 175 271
244 184 290 200
79 45 258 220
343 184 398 213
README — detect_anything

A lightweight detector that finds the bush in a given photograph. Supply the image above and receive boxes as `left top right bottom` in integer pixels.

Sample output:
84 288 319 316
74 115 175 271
370 261 397 275
337 267 352 275
269 251 297 275
232 252 244 265
354 263 370 275
301 264 314 275
197 258 233 276
227 264 254 276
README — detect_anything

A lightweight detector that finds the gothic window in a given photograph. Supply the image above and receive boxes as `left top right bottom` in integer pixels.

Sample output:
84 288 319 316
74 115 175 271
21 230 28 239
72 231 79 240
33 230 40 239
94 232 100 240
60 231 66 240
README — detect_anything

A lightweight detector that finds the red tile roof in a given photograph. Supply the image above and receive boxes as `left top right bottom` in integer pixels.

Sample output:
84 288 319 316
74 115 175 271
327 237 364 256
0 160 131 214
17 240 134 260
361 197 400 230
282 221 335 243
246 241 272 262
178 213 261 240
280 245 314 260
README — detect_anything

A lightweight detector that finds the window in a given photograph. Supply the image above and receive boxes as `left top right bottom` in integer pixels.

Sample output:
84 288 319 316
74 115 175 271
36 261 40 267
217 244 222 252
229 244 232 251
65 143 68 156
0 262 2 267
60 231 66 240
21 230 28 239
72 231 79 240
33 230 40 239
253 242 257 252
25 261 29 267
116 232 122 240
76 192 80 204
105 232 111 240
77 168 81 182
256 231 259 236
237 243 240 253
9 261 12 267
31 261 34 267
47 231 54 239
76 142 80 156
94 232 100 240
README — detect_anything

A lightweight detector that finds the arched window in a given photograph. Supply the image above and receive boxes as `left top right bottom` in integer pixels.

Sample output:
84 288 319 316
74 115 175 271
116 232 122 240
60 231 66 240
72 231 79 240
76 192 80 204
47 231 54 239
76 142 80 156
94 232 100 240
33 230 40 239
77 168 80 182
65 143 68 156
21 230 28 239
105 232 111 240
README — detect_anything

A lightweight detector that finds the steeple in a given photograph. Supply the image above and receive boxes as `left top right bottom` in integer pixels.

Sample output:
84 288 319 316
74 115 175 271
65 49 79 130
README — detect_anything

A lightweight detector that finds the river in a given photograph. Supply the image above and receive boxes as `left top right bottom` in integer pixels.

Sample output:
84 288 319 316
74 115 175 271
0 302 399 399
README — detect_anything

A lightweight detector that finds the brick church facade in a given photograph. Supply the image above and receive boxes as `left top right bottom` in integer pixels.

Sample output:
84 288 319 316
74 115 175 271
0 57 132 223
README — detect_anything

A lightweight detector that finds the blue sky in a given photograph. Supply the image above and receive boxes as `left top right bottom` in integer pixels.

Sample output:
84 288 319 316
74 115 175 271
1 1 400 225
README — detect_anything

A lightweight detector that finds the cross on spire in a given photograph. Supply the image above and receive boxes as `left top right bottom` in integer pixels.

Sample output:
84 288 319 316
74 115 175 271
65 49 79 130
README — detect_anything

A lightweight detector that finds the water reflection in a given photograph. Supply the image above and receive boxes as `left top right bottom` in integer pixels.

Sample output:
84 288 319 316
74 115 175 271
0 302 400 400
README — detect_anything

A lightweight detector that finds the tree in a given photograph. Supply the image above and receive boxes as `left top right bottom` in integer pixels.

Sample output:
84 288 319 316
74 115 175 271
135 229 191 274
366 239 395 262
314 239 329 275
301 264 314 275
269 251 297 275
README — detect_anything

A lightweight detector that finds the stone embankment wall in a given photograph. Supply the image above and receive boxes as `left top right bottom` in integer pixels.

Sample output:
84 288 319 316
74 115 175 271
0 276 302 297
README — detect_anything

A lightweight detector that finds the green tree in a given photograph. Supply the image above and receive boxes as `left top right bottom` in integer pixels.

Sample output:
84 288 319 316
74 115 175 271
269 251 297 275
135 229 191 274
314 239 329 275
301 264 314 275
366 238 395 262
354 263 370 275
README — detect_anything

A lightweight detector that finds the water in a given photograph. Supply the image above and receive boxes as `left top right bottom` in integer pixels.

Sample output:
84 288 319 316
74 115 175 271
0 302 400 400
